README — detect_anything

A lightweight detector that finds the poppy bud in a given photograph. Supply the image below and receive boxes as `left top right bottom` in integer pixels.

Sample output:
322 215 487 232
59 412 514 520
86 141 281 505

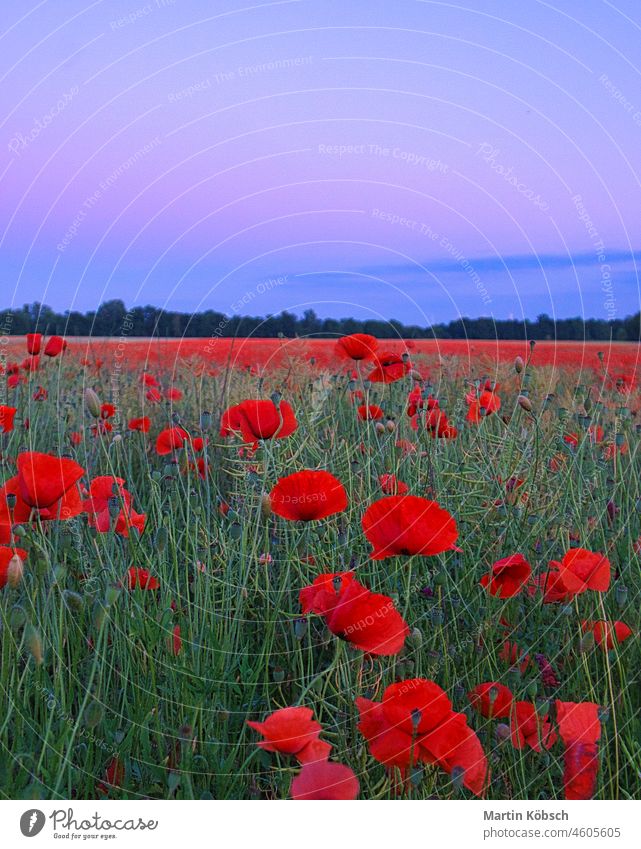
9 604 26 630
294 618 308 640
260 493 272 518
84 700 104 729
155 526 169 553
385 419 395 432
6 553 23 588
374 422 385 434
579 630 595 653
62 590 84 612
84 388 102 418
272 666 285 683
514 356 524 374
105 586 120 606
615 583 628 608
229 522 242 539
199 410 212 431
408 627 423 648
25 624 43 665
526 681 538 699
517 395 533 412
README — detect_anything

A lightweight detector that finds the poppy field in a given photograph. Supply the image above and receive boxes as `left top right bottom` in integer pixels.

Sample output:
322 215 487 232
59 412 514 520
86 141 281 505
0 332 639 801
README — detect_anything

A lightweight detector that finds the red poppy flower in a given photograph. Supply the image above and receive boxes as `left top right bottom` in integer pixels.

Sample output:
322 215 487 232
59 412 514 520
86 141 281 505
26 333 42 355
300 572 409 655
23 356 40 373
100 403 116 419
169 624 182 656
146 388 163 403
270 470 347 521
528 567 574 603
367 351 411 384
468 682 514 719
466 389 501 423
126 566 159 590
220 399 297 444
0 547 28 589
509 702 557 752
379 474 409 495
96 756 125 795
420 710 490 796
83 476 146 538
499 640 530 674
357 681 489 795
70 431 83 445
291 760 359 800
190 436 207 451
361 495 458 560
335 333 378 361
556 547 610 594
128 416 151 433
16 451 84 510
357 404 384 421
142 373 159 387
480 554 532 598
555 701 601 800
166 388 183 401
156 426 190 455
0 406 17 433
247 706 323 757
43 335 66 357
581 620 632 650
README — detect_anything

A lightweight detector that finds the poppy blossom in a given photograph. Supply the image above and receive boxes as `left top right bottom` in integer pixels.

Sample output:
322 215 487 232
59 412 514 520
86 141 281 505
96 756 125 795
379 474 409 495
555 701 601 800
357 680 489 795
83 476 146 538
300 572 409 656
128 416 151 433
0 405 17 433
361 495 458 560
367 351 411 384
156 426 190 455
499 640 530 674
26 333 42 355
247 706 326 760
580 620 632 650
357 404 384 421
270 470 347 521
146 388 163 403
468 683 514 719
220 399 298 444
466 389 501 423
43 335 66 357
480 554 532 598
16 451 84 510
335 333 378 361
291 760 359 800
168 624 182 656
556 547 610 594
509 702 557 752
0 547 28 589
528 567 574 604
166 388 183 401
126 566 160 590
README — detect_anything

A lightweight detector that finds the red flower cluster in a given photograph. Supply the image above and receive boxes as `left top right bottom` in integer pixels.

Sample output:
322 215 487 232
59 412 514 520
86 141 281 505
82 476 146 537
357 679 489 795
299 572 409 655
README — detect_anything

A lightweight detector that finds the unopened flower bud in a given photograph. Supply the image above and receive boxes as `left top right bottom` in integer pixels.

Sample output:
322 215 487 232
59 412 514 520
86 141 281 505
514 356 524 374
6 553 23 588
84 388 102 418
517 395 533 412
25 624 43 665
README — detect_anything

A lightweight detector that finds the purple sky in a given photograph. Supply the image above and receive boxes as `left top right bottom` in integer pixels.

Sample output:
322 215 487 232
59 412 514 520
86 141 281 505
2 0 641 324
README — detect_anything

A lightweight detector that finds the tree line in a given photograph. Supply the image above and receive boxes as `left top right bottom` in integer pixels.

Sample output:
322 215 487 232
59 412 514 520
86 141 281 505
2 300 640 341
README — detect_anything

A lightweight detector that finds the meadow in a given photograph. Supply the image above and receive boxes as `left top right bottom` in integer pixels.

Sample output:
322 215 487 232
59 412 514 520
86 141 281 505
0 332 638 800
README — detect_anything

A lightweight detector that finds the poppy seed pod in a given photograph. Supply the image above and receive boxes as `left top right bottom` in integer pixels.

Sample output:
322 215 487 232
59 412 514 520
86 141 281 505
517 395 533 412
84 388 102 418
